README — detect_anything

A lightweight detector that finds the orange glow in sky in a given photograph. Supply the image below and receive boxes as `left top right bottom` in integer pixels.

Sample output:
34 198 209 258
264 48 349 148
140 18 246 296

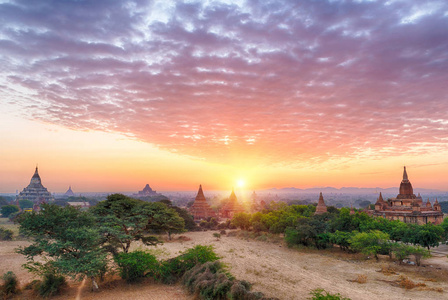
1 1 448 193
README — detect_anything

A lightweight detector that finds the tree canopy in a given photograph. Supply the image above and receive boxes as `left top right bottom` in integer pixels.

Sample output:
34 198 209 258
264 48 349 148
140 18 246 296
17 204 107 290
91 194 184 253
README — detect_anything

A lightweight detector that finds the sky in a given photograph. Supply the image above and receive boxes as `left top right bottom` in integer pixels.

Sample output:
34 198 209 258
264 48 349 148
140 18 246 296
1 0 448 193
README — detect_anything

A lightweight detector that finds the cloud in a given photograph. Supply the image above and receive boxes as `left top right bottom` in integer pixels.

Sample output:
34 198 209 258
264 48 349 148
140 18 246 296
1 0 448 165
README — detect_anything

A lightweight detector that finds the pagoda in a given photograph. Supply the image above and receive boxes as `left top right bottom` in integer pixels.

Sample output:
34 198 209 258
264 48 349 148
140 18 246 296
314 192 327 215
64 186 75 197
189 185 216 221
220 188 245 218
371 167 443 225
17 167 54 203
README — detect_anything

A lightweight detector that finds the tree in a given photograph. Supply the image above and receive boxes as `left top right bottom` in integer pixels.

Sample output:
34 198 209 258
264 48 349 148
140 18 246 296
231 212 252 230
1 205 19 218
149 204 185 240
0 196 9 207
19 199 34 210
348 230 391 260
92 194 184 253
413 223 444 251
17 204 107 290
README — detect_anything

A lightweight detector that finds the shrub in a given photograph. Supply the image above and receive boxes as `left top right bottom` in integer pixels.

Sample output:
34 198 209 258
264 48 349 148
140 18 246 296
213 233 221 240
0 227 13 241
115 250 159 282
1 271 19 297
160 245 219 284
309 288 350 300
183 261 272 300
38 272 66 297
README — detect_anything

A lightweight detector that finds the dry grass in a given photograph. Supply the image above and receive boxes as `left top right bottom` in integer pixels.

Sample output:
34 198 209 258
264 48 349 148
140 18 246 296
398 275 426 289
352 274 367 284
378 264 398 276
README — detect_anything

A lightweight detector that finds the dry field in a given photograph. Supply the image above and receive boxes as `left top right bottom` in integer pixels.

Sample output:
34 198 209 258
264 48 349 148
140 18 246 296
1 229 448 300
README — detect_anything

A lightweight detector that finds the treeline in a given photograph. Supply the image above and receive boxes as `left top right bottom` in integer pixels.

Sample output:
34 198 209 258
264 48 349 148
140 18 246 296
230 204 448 264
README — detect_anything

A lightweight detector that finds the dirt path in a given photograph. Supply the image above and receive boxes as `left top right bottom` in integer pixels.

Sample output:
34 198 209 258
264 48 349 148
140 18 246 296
156 231 448 300
2 231 448 300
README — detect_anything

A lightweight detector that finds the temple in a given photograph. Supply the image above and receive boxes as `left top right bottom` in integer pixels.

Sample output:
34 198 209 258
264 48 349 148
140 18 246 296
371 167 443 225
17 167 54 203
314 192 328 215
220 188 245 218
64 186 75 197
136 184 157 197
189 185 217 221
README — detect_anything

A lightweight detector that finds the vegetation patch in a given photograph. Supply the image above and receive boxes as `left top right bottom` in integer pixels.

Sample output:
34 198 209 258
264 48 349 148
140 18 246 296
183 261 278 300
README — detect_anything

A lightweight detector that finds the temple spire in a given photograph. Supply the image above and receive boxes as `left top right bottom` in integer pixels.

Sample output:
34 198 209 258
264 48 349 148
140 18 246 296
403 166 409 182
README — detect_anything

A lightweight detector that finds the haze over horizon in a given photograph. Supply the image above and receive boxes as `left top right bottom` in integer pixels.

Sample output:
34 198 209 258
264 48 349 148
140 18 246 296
1 0 448 193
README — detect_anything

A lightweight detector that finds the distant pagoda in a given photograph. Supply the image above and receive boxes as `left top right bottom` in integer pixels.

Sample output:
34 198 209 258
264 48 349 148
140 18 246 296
314 192 328 215
136 184 157 197
17 167 54 203
189 185 216 221
64 186 75 197
220 188 245 218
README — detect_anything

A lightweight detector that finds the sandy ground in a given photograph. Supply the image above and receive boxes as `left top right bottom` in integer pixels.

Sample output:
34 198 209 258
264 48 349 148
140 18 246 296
1 230 448 300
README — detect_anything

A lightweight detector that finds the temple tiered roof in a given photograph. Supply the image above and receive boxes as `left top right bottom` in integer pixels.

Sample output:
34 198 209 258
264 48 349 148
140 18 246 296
17 167 54 203
370 167 443 225
315 192 327 215
221 188 245 218
189 185 216 221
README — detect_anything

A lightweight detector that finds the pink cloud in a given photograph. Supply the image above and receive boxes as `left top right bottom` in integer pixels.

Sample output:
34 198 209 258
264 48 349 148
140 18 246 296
1 0 448 165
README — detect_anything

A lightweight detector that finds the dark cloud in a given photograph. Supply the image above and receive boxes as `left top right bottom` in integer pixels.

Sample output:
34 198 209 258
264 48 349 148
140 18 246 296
1 0 448 165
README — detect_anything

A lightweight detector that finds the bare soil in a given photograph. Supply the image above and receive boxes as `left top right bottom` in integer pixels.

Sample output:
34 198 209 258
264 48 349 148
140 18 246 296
2 230 448 300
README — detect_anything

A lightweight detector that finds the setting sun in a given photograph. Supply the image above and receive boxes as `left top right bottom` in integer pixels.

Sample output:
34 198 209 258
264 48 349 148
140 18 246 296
236 179 245 188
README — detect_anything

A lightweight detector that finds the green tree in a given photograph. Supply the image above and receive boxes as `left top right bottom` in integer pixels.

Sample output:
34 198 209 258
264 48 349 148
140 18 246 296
1 205 19 218
231 212 252 230
17 204 107 290
413 223 443 251
19 199 34 210
348 230 391 260
0 196 9 207
92 194 184 253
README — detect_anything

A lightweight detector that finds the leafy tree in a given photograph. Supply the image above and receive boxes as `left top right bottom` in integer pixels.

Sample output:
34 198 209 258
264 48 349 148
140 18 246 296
231 212 252 230
391 243 414 264
1 205 19 218
0 196 9 207
92 194 184 253
413 223 443 251
149 204 185 240
17 204 107 290
348 230 391 260
409 246 430 266
158 200 197 231
19 199 34 210
329 231 353 252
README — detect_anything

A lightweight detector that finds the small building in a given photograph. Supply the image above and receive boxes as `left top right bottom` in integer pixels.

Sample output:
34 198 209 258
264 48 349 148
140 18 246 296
220 188 245 219
67 202 90 209
314 192 328 215
189 185 217 221
371 167 444 225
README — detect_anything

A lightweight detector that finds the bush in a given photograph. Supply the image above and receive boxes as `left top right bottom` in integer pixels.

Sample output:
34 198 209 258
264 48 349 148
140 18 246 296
1 271 19 297
115 250 159 282
1 205 19 218
309 288 350 300
38 272 66 297
160 245 219 284
0 227 13 241
183 261 273 300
